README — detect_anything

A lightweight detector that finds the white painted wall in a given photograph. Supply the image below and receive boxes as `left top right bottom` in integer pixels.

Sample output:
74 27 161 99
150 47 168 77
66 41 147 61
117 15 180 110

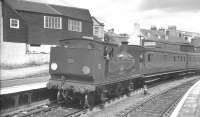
1 42 50 66
93 25 104 39
92 17 104 40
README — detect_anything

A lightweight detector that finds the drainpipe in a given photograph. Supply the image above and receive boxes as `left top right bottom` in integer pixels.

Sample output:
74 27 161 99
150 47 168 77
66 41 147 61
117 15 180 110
0 0 3 43
0 1 3 65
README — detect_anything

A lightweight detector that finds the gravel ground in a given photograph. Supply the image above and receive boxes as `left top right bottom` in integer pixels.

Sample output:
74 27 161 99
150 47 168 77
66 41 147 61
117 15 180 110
85 76 200 117
127 80 196 117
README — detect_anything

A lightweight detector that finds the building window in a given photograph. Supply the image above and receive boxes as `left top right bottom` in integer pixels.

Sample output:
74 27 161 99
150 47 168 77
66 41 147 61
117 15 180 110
44 16 62 29
94 27 99 35
163 55 167 61
10 18 19 29
68 19 82 32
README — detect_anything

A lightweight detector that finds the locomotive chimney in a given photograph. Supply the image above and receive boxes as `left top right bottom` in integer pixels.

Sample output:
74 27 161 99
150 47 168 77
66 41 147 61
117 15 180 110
121 41 128 52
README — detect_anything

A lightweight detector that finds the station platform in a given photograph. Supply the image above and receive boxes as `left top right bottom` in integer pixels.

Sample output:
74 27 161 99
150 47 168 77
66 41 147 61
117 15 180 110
1 64 48 80
0 76 50 95
0 81 48 95
171 79 200 117
0 64 50 95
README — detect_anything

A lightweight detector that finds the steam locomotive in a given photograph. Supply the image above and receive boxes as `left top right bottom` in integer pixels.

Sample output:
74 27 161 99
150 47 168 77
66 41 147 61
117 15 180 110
47 38 200 108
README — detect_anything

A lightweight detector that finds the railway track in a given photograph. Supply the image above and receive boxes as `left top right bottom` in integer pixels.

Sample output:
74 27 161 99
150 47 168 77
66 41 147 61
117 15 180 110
31 77 200 117
115 78 198 117
2 75 199 117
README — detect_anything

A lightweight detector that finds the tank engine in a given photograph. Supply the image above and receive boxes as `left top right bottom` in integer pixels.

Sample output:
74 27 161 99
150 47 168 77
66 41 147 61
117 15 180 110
47 38 144 108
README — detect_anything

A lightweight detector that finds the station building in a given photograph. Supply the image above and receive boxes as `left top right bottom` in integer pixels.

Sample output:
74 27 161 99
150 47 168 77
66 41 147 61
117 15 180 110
104 28 130 45
92 16 104 41
0 0 93 66
191 37 200 52
2 0 93 44
140 26 188 44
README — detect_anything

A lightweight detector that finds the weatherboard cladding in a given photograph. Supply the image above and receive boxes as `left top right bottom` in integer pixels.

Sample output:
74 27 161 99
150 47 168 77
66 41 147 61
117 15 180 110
3 0 93 44
3 0 28 43
5 0 92 22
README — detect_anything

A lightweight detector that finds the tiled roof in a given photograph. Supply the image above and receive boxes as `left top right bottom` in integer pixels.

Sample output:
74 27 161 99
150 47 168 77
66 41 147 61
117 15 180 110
5 0 92 21
140 29 165 40
5 0 61 15
51 5 92 22
92 16 104 26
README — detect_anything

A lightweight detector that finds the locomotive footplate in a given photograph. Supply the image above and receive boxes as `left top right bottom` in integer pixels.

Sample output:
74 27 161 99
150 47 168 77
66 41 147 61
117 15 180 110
47 79 96 93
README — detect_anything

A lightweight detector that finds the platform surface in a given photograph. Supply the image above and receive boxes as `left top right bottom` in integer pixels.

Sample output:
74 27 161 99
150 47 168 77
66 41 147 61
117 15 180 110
0 64 50 95
0 81 48 95
171 79 200 117
0 75 50 95
1 64 48 80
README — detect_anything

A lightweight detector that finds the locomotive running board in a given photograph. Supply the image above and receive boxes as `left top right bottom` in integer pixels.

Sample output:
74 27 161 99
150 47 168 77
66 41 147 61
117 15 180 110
143 69 190 78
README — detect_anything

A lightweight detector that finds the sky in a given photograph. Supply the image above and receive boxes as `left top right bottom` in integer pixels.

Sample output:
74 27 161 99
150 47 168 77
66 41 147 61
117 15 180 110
27 0 200 34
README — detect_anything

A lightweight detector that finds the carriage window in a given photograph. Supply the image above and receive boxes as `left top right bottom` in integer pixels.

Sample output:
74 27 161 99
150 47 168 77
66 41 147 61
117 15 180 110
139 54 143 62
174 56 176 62
163 55 167 61
147 54 152 62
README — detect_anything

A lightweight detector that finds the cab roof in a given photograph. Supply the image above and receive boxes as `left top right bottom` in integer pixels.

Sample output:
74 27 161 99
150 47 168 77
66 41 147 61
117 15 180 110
59 38 118 47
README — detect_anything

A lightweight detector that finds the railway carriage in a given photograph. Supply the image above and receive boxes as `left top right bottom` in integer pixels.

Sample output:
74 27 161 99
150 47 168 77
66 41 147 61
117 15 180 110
187 53 200 70
142 48 188 78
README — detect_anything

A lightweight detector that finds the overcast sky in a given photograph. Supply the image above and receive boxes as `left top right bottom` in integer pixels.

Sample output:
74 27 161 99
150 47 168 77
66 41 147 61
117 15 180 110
28 0 200 34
